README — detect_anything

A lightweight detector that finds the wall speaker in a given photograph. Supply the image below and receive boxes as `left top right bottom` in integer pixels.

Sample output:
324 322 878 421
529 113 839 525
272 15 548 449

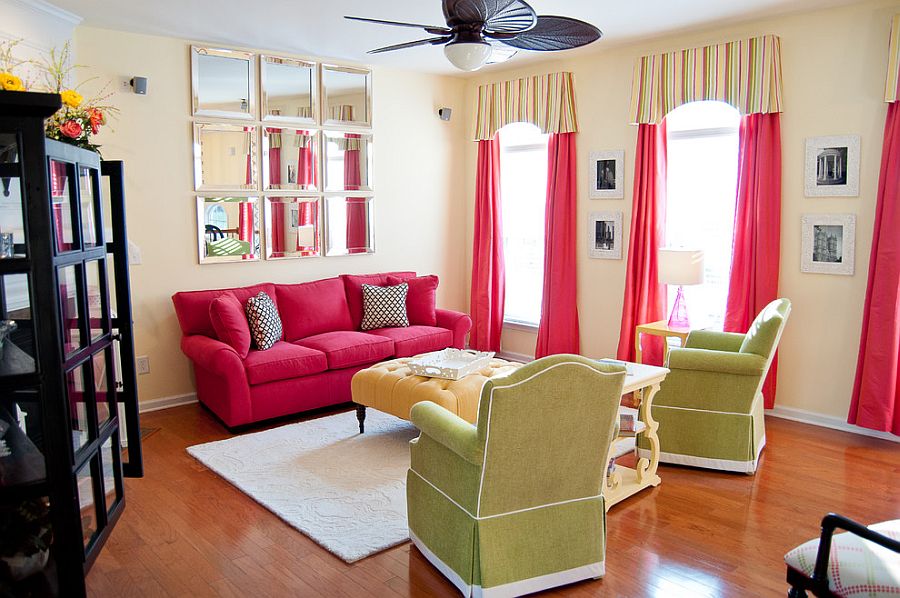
438 107 452 121
130 76 149 95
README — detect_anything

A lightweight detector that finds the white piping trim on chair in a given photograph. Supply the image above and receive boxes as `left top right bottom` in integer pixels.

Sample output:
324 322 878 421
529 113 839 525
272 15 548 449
410 531 605 598
653 404 752 417
638 435 766 473
409 468 602 521
474 360 622 518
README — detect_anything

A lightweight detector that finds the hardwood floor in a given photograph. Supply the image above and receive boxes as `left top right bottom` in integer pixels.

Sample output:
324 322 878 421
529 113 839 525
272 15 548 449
86 403 900 597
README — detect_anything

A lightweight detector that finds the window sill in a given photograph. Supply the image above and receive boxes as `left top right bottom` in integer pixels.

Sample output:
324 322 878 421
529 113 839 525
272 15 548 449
503 320 539 333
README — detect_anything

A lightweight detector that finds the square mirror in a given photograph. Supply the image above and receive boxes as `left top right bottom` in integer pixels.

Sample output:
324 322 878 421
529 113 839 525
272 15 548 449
264 197 321 259
263 128 319 192
322 65 372 127
197 197 261 263
191 46 255 119
324 131 372 192
193 123 258 191
324 195 373 256
261 55 317 124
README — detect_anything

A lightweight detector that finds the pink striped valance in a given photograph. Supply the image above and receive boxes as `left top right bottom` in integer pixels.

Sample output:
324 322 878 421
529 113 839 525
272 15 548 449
629 34 783 125
473 72 578 141
885 15 900 102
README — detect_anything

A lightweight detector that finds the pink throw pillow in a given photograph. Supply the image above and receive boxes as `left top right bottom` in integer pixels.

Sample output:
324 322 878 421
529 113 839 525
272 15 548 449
209 292 251 358
388 275 438 326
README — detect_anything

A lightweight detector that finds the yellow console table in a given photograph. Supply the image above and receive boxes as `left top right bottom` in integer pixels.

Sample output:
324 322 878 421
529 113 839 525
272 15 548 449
634 320 691 365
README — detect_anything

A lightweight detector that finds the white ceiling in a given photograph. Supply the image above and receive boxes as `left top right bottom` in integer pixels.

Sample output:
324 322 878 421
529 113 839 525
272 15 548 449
55 0 867 75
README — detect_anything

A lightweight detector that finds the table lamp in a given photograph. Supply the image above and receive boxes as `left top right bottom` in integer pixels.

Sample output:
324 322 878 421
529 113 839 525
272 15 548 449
658 248 705 330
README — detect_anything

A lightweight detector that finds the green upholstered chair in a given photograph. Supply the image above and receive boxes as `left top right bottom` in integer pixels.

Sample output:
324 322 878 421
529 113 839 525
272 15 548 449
638 298 791 474
406 354 626 598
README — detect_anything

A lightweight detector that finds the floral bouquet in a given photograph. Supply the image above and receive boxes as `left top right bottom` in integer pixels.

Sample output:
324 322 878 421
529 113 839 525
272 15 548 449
1 40 117 155
38 43 117 154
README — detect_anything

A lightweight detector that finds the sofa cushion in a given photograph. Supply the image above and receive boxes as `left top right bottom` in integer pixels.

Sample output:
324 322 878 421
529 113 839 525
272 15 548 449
173 283 277 337
245 292 283 351
243 341 328 385
341 272 416 330
296 330 394 369
276 277 354 341
361 283 409 330
209 292 252 358
387 274 438 326
367 326 453 358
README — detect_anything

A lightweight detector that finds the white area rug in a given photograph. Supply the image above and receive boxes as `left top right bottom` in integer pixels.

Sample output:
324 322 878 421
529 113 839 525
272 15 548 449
187 410 418 563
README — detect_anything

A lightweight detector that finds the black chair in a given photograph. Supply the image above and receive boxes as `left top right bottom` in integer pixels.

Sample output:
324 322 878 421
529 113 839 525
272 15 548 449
786 513 900 597
204 224 224 241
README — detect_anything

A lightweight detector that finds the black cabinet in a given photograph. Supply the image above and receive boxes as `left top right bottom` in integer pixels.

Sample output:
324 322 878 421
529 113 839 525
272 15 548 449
0 91 142 597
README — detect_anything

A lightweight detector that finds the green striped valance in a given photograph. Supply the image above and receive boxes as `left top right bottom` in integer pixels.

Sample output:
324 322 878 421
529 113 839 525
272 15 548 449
473 72 578 141
885 15 900 102
629 34 783 125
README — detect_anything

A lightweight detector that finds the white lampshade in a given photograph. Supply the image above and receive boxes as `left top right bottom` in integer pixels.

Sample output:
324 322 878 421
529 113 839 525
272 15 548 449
658 248 705 286
444 42 492 72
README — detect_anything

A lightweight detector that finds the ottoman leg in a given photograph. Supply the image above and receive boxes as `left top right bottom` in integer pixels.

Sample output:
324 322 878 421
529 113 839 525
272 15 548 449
356 404 367 434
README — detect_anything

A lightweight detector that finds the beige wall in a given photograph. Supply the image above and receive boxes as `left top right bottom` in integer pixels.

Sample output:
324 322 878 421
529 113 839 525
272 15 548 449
463 0 900 421
74 27 469 403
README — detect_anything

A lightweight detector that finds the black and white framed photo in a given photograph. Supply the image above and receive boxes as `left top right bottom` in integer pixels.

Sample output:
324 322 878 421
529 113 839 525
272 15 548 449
801 213 856 275
588 211 623 259
805 135 860 197
589 150 624 199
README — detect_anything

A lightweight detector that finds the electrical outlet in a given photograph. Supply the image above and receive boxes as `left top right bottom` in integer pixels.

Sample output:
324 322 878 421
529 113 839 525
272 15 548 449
128 240 142 265
136 356 150 375
119 77 131 92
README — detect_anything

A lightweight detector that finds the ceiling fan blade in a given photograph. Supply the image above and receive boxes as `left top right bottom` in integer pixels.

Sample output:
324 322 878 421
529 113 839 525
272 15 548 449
500 15 602 51
367 37 452 54
443 0 536 33
345 16 451 36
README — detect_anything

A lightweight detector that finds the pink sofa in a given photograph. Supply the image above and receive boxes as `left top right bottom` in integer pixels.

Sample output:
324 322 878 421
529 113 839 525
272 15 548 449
171 272 471 428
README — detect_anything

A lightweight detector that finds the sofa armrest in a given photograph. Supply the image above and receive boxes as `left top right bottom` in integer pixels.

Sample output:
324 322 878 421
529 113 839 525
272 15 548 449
181 334 245 377
435 308 472 349
410 401 482 465
685 330 746 352
668 348 767 376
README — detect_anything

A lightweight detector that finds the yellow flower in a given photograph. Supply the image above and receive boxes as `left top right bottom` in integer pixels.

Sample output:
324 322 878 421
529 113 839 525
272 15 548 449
60 89 83 108
1 72 24 92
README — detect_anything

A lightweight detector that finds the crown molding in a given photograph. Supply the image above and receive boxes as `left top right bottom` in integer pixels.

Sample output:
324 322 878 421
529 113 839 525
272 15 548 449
8 0 82 26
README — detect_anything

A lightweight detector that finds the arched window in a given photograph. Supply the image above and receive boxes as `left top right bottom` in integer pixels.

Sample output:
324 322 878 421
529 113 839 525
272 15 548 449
498 122 549 327
665 101 741 330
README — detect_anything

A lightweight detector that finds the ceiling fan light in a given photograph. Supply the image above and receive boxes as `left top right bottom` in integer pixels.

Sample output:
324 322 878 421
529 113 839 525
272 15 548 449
443 41 492 71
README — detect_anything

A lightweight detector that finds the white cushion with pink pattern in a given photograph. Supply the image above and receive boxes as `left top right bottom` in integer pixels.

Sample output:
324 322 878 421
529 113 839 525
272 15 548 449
784 520 900 597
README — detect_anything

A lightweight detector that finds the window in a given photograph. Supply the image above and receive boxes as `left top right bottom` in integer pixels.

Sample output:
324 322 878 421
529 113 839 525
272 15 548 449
665 101 740 330
499 123 549 327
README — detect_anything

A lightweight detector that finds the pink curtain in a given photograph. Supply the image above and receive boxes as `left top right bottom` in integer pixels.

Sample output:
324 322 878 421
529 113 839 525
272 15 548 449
617 123 668 365
269 145 284 254
298 131 316 189
345 136 367 253
470 137 505 352
535 132 580 357
849 102 900 434
49 161 69 252
724 113 782 408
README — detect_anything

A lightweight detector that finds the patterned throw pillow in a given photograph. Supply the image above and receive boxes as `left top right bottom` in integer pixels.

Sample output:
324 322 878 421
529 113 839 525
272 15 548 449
361 283 409 330
244 291 283 350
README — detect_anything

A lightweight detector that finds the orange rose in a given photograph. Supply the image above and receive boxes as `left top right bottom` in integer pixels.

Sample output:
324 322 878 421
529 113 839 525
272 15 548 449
59 120 83 139
88 109 104 135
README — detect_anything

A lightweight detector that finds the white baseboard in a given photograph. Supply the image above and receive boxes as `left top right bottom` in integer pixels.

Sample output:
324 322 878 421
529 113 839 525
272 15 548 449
496 350 534 363
766 406 898 443
138 393 198 414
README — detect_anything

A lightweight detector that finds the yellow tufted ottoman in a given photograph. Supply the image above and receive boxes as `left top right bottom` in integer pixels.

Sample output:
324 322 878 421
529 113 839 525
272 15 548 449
350 357 522 432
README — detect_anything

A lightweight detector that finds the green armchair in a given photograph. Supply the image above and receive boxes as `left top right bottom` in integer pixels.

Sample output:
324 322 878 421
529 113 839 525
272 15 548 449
406 354 626 597
638 298 791 473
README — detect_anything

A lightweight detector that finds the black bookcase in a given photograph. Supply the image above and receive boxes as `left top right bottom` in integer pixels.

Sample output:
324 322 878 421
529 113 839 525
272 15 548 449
0 91 143 597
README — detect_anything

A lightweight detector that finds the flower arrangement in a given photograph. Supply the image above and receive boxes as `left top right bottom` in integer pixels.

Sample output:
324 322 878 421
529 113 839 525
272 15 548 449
0 40 117 155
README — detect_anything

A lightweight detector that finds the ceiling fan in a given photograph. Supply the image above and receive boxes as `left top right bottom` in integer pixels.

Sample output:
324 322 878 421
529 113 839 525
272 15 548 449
346 0 602 72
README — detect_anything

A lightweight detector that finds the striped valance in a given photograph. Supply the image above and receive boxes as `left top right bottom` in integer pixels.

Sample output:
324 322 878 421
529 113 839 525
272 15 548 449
629 34 783 125
473 72 578 141
885 15 900 102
